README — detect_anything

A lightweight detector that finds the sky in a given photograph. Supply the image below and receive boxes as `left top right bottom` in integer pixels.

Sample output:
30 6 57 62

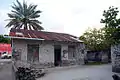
0 0 120 37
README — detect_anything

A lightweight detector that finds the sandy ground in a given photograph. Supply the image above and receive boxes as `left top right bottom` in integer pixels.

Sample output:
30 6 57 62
0 61 114 80
38 64 113 80
0 59 13 80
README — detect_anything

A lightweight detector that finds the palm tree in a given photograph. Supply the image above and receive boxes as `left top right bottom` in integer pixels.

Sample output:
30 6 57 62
6 0 44 30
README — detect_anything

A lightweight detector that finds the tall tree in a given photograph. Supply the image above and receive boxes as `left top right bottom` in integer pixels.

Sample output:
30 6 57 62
6 0 44 30
101 6 120 28
80 28 109 51
0 35 10 44
101 6 120 44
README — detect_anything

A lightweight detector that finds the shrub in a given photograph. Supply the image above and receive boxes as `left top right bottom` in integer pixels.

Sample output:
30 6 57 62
16 67 36 80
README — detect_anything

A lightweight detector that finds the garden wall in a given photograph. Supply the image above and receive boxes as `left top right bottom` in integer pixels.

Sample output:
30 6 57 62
111 44 120 73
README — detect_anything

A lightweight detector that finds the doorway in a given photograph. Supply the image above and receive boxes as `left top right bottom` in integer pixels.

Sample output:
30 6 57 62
54 45 61 66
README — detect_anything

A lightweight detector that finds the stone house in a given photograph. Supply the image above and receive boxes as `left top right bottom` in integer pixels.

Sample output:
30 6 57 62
9 28 85 68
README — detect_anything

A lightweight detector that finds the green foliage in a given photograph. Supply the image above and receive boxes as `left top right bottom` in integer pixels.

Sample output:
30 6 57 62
101 6 120 45
105 28 120 44
85 62 106 65
80 6 120 51
80 28 109 51
6 0 43 30
0 35 10 44
101 6 120 28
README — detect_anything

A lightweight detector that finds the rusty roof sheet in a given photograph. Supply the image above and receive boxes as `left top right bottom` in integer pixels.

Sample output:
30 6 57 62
9 28 83 43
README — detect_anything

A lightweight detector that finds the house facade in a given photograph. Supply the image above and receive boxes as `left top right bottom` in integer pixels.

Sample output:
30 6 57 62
10 28 85 68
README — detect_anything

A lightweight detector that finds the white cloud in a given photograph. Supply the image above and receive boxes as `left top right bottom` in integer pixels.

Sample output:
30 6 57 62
28 0 120 36
1 0 120 36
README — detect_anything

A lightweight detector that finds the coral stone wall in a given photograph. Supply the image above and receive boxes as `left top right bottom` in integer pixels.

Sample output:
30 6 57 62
111 44 120 73
12 39 85 68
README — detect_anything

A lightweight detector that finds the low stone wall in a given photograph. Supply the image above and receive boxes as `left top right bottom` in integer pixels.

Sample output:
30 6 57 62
101 53 109 63
31 62 54 69
61 59 83 66
13 60 53 69
111 44 120 73
86 51 109 63
61 60 77 66
14 60 82 69
30 60 80 68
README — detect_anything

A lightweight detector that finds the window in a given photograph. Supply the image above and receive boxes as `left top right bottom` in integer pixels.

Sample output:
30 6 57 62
68 45 75 59
27 44 39 62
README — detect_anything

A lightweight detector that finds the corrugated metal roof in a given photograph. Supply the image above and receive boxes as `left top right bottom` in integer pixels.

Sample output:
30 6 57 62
9 28 83 43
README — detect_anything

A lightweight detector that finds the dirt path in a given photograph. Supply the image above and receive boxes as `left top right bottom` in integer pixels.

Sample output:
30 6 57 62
0 60 13 80
38 64 113 80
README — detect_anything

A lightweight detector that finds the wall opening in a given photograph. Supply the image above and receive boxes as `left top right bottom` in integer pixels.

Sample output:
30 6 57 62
68 45 75 59
54 45 61 66
27 44 39 63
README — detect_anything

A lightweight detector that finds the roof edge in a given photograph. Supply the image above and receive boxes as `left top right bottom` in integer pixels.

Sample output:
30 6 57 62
70 37 84 42
4 36 45 41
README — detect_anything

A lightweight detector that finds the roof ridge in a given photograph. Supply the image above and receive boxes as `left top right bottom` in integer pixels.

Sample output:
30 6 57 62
11 28 76 37
40 30 71 35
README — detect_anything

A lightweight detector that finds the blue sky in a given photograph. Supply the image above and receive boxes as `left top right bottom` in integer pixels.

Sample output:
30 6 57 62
0 0 13 8
0 0 120 36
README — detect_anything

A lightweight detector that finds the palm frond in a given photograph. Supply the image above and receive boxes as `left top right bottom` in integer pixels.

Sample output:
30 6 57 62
16 0 23 14
7 13 16 18
30 21 43 30
30 20 42 24
6 20 14 28
29 10 41 18
6 0 44 30
28 24 32 30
